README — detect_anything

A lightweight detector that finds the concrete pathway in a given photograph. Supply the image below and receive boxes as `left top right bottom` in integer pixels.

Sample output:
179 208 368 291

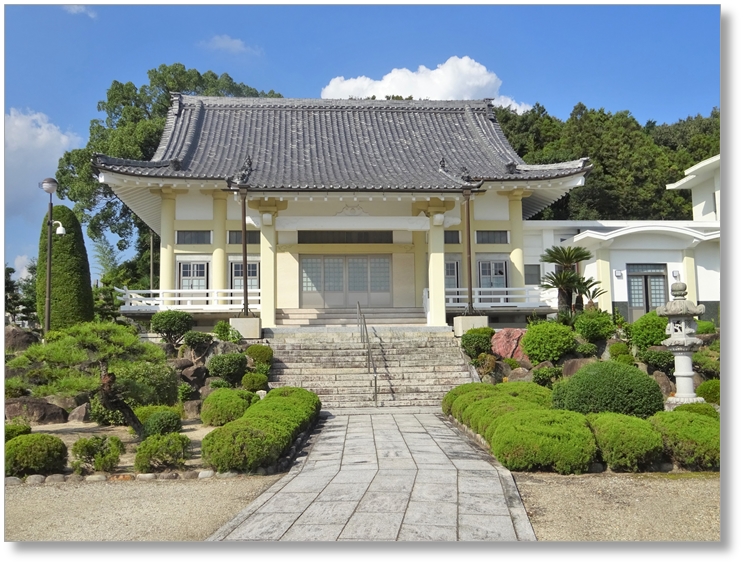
208 407 535 542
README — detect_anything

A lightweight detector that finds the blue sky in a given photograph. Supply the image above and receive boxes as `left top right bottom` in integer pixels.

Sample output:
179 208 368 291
2 2 724 283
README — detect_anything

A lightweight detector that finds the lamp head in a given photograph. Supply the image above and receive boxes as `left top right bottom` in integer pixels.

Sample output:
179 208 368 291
53 221 66 236
40 178 59 195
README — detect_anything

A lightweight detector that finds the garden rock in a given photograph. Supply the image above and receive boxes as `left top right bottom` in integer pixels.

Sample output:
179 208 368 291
4 325 40 352
562 357 597 378
199 385 213 400
507 367 532 382
4 397 68 424
697 333 719 346
491 328 528 362
169 358 194 371
44 395 78 412
157 343 178 358
205 341 243 362
68 403 90 423
182 365 208 388
692 373 705 391
652 371 676 397
183 400 203 419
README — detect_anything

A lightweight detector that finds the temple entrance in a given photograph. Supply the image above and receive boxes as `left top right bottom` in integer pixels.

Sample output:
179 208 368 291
300 255 392 308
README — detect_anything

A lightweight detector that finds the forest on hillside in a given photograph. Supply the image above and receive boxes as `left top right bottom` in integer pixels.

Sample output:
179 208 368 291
493 103 720 221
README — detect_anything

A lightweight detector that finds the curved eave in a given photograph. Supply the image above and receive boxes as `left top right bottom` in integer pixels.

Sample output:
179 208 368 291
666 154 720 190
571 225 721 250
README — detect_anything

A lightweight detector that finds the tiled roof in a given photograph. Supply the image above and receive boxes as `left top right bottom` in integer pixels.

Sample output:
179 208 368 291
93 94 590 191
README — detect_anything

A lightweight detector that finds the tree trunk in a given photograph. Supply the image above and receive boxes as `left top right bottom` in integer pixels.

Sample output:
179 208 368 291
98 361 144 439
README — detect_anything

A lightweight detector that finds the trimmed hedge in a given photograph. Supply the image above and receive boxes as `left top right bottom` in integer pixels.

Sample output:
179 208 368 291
586 412 663 472
552 361 664 419
5 423 32 442
491 381 553 407
460 327 495 359
488 409 597 475
246 344 273 365
134 433 191 473
150 310 194 347
574 309 616 342
695 379 720 405
70 435 125 474
200 388 259 426
638 349 675 374
143 410 183 438
695 320 717 334
5 433 68 477
521 322 576 364
242 372 269 393
628 311 668 351
207 353 248 385
608 342 630 359
134 405 183 426
464 395 545 439
674 403 720 420
648 411 720 470
450 388 504 423
442 383 496 416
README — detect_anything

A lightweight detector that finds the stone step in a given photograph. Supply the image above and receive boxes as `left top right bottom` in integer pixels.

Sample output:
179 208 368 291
270 374 470 386
271 341 460 350
271 364 469 374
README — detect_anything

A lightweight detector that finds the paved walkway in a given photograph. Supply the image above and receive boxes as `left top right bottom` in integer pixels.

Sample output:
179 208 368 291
208 407 535 542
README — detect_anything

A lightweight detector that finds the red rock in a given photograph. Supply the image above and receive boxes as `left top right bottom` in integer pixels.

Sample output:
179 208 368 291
491 328 528 362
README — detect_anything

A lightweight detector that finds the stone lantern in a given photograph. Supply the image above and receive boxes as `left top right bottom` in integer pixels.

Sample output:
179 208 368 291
656 282 706 410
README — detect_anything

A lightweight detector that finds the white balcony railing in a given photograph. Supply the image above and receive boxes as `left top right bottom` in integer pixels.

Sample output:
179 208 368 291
443 286 557 310
114 287 261 313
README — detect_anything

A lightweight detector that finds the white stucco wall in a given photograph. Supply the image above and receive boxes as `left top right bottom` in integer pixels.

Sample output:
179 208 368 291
176 191 214 220
392 253 415 306
473 191 510 221
695 241 720 301
607 249 684 303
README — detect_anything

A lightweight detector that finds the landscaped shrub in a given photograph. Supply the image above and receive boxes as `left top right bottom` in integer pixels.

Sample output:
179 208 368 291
182 330 213 358
696 320 717 334
709 339 720 353
210 379 230 389
586 412 663 472
207 353 248 385
552 361 664 418
441 383 496 416
4 377 27 398
674 403 720 420
133 433 191 473
214 320 242 343
200 388 258 426
90 395 128 426
246 344 273 365
614 354 637 366
638 349 675 374
503 358 520 370
695 379 720 405
134 405 183 427
142 410 183 438
5 433 68 477
178 383 194 403
492 381 553 407
575 342 598 358
108 361 180 406
70 435 125 474
521 321 576 364
648 411 720 470
463 395 544 438
450 388 504 423
460 327 495 359
628 311 668 351
488 409 597 475
532 366 564 389
242 372 269 393
5 423 32 442
693 348 720 379
253 361 272 376
574 309 616 342
608 342 630 359
150 310 194 346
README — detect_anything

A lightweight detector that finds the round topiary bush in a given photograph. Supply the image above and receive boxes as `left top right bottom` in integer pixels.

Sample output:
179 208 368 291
648 411 719 470
5 423 32 442
70 435 125 474
638 349 675 374
628 311 668 351
142 410 183 438
521 321 576 364
488 409 597 475
575 342 598 358
134 405 183 426
460 327 495 359
532 366 564 389
134 433 191 473
207 353 248 385
695 379 720 405
586 412 663 472
150 310 195 347
5 433 68 477
551 361 664 418
200 388 257 426
242 372 269 393
182 330 213 355
201 419 291 473
246 344 274 365
441 383 496 416
674 403 720 420
608 342 630 359
574 309 616 342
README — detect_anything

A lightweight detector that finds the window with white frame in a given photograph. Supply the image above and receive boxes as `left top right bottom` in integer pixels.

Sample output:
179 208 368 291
476 230 509 244
178 261 208 290
524 264 541 285
176 231 211 245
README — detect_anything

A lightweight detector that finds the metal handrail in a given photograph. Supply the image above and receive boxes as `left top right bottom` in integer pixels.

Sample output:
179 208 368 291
357 302 378 407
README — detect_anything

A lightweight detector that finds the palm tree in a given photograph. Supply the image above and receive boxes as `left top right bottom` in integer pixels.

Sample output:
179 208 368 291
539 245 593 312
540 269 581 313
576 276 607 311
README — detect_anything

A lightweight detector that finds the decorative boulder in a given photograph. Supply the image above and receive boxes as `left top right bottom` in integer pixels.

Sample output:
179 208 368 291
4 326 40 352
183 400 203 420
44 395 78 412
562 357 598 378
181 366 208 389
507 367 532 383
169 358 194 371
68 403 90 423
5 398 68 424
491 328 529 362
651 371 676 397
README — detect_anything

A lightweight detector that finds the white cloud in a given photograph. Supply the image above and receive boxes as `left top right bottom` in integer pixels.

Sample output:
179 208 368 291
321 56 531 113
4 108 83 224
63 5 97 19
13 255 30 280
198 34 262 56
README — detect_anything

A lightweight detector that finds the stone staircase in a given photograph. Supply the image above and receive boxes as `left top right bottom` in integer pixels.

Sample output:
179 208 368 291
275 308 426 327
265 326 475 408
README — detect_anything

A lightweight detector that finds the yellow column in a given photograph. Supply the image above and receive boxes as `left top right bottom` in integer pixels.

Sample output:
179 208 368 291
212 192 227 302
260 213 277 328
413 231 427 307
507 192 526 291
682 248 698 303
159 194 176 293
595 248 613 313
428 214 447 326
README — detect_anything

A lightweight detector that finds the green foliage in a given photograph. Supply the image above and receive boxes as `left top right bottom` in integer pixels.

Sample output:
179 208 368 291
28 372 99 398
108 360 179 406
692 347 720 379
586 413 663 472
466 396 545 439
142 410 183 438
90 396 128 426
575 342 598 358
5 378 28 398
552 361 664 418
178 383 194 403
532 366 564 389
36 205 95 330
209 379 230 389
708 339 720 353
492 381 554 407
460 327 495 359
182 331 213 354
134 405 183 426
442 383 496 416
206 353 248 385
5 423 32 442
628 311 668 351
133 433 191 473
213 320 242 343
242 372 269 393
253 361 272 376
5 433 68 477
674 403 720 420
608 341 630 359
503 358 520 370
573 309 616 342
695 380 720 405
648 412 720 470
615 353 637 366
200 388 255 426
246 344 273 365
695 320 717 334
450 388 504 423
488 409 597 475
70 435 125 474
150 311 194 346
521 321 576 364
638 349 675 374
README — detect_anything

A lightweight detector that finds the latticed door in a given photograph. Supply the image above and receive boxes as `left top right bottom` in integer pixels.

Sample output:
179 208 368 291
627 264 668 321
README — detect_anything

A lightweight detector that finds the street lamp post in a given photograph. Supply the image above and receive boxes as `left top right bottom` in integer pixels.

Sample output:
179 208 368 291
224 156 254 318
40 178 58 333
